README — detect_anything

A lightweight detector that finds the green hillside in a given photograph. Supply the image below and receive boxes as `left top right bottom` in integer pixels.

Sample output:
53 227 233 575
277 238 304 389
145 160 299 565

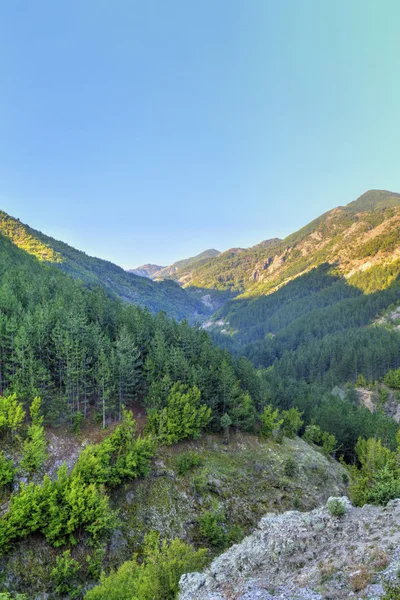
0 200 400 598
0 211 206 321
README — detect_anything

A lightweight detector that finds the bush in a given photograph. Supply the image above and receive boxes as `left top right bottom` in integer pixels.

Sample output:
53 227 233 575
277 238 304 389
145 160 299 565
384 368 400 390
220 413 232 445
259 405 282 439
327 498 346 517
303 424 322 444
51 550 81 595
383 581 400 599
0 394 25 440
303 425 337 457
72 411 84 435
198 508 226 548
20 397 48 474
321 431 337 457
281 407 303 439
191 471 209 495
356 374 367 387
85 531 207 600
350 438 400 506
147 383 211 445
175 451 202 475
283 456 297 477
0 452 15 488
20 423 48 474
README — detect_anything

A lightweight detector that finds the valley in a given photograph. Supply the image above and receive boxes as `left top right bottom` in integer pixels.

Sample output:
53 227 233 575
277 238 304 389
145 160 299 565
0 189 399 599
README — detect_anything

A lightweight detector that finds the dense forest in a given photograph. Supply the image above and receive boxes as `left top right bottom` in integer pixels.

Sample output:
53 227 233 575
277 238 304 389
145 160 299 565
0 233 258 432
213 261 400 384
0 211 206 321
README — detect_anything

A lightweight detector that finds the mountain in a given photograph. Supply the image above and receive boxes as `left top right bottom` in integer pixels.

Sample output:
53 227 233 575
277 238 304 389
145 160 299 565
128 263 166 278
182 189 400 297
1 192 400 599
0 211 207 321
129 249 220 283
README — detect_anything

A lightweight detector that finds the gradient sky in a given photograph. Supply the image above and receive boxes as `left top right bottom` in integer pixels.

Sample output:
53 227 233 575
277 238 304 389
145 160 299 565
1 1 400 268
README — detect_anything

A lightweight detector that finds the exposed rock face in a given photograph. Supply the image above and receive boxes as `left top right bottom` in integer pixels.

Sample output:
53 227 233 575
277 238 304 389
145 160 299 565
356 385 400 423
179 497 400 599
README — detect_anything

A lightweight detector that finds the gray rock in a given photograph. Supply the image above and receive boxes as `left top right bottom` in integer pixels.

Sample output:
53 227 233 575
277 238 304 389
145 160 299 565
179 497 400 599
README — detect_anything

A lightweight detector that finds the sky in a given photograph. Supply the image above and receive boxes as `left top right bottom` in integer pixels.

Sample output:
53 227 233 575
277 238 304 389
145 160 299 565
1 1 400 268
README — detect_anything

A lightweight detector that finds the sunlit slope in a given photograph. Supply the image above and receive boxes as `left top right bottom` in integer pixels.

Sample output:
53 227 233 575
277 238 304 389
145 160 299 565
0 211 206 320
184 190 400 297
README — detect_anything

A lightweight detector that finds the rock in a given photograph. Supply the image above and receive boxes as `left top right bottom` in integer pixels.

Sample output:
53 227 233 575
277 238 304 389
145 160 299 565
125 489 135 505
331 386 346 400
179 498 400 599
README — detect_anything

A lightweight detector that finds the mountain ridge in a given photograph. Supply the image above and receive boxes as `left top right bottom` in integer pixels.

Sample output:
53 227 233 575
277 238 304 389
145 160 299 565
129 248 220 281
127 190 400 304
0 211 208 321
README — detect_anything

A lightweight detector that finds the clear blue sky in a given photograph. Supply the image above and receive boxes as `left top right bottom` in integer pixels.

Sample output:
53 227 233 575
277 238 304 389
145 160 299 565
1 1 400 268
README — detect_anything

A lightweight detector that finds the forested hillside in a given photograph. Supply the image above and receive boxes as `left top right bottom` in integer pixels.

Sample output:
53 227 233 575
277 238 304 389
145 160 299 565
0 211 206 321
0 231 257 431
1 191 400 599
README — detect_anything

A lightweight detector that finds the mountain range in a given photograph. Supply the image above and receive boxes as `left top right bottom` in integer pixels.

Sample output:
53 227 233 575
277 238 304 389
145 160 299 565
131 189 400 299
1 189 400 599
1 189 399 331
129 248 220 282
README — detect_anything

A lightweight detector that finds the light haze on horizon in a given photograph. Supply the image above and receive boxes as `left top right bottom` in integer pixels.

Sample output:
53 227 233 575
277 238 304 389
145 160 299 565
1 1 400 268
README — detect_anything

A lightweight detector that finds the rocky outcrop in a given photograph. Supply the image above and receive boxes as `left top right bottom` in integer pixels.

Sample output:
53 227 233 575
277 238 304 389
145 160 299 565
179 497 400 599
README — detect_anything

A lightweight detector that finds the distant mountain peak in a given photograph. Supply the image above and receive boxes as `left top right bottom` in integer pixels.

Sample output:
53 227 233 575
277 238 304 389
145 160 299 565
345 189 400 213
129 249 221 282
128 264 165 278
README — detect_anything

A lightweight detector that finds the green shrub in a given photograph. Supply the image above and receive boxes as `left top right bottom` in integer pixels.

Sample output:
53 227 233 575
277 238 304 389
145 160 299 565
220 413 232 445
72 411 84 435
85 531 207 600
356 374 367 387
303 425 337 457
0 452 15 488
20 423 48 474
382 581 400 599
259 405 282 439
198 509 226 548
303 424 322 444
174 451 203 475
327 498 346 517
191 471 209 495
0 394 25 440
281 408 303 439
379 387 390 407
350 438 400 506
51 550 81 595
20 398 48 474
384 368 400 390
293 494 302 510
321 431 337 457
147 383 211 445
283 456 297 477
